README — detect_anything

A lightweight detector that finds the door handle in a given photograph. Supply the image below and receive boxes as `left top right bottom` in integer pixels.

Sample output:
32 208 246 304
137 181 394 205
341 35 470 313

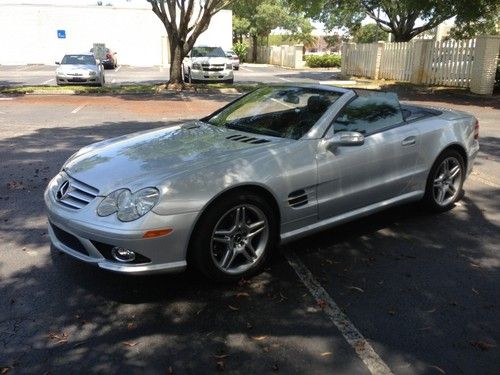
402 136 416 146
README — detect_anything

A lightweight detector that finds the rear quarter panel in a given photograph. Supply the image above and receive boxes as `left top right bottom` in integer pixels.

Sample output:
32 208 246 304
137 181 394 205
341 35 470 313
413 109 478 190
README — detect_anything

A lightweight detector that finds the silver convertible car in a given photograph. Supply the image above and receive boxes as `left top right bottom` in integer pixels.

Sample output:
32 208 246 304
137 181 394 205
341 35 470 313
45 85 479 281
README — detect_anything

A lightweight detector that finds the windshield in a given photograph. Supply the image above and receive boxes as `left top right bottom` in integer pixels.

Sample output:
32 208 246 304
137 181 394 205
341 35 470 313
206 87 341 139
61 55 96 65
191 47 226 58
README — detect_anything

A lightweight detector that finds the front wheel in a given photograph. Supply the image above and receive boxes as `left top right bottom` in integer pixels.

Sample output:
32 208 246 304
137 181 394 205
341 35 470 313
189 193 277 282
423 149 465 212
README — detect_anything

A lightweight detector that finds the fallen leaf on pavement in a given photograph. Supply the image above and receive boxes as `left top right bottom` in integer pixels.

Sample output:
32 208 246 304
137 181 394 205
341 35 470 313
216 360 225 371
428 365 446 374
251 336 268 341
472 288 479 295
321 352 333 356
123 341 138 347
470 340 496 351
347 286 364 293
1 367 11 374
127 322 136 330
228 305 240 311
48 332 68 344
317 299 327 309
214 354 229 359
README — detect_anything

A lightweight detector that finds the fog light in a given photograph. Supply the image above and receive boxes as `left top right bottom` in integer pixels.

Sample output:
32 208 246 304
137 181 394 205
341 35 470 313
111 247 136 262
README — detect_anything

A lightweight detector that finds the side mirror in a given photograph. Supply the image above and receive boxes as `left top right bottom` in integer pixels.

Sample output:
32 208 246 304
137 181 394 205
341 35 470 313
326 131 364 151
55 61 60 65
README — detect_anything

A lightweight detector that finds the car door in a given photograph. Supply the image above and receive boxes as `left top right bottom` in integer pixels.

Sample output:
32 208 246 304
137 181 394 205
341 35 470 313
316 92 420 220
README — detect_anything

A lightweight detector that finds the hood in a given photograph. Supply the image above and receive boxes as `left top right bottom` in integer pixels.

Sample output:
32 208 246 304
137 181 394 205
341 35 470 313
57 64 98 74
64 122 286 194
191 56 228 65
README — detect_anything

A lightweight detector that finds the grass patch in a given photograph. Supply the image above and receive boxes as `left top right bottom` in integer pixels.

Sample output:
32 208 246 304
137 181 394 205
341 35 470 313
0 82 264 95
0 84 160 95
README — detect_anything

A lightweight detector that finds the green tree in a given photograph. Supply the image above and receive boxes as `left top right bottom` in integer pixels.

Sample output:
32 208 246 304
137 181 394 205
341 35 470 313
351 23 388 43
233 15 251 43
288 0 500 42
147 0 232 88
232 0 313 62
449 14 500 39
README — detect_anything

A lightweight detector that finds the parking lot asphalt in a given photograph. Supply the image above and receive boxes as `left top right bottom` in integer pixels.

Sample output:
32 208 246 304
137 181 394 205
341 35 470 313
0 92 499 374
0 64 338 86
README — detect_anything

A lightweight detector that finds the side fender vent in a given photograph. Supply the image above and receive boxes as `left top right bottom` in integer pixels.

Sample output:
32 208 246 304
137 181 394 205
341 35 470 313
226 134 270 144
288 189 308 208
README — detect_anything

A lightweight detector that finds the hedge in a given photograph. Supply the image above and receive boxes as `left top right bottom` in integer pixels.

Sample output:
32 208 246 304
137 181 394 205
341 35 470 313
305 54 341 68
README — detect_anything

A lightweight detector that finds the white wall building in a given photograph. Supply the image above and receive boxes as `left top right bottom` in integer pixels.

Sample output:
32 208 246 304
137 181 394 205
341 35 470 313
0 2 232 66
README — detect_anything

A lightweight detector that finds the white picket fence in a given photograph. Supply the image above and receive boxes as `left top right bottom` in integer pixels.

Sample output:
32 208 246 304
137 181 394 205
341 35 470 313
379 42 415 81
248 45 304 69
422 39 475 86
341 35 500 94
342 43 379 78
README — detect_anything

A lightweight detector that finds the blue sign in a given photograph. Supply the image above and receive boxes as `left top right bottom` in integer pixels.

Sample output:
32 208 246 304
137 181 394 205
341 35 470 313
57 30 66 39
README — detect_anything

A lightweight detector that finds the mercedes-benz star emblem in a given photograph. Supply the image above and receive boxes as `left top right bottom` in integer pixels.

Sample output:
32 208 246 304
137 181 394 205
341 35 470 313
56 180 71 201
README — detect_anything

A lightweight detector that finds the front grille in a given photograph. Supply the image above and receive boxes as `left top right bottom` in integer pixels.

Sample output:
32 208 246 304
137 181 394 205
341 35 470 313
50 222 89 256
55 175 99 209
202 63 225 72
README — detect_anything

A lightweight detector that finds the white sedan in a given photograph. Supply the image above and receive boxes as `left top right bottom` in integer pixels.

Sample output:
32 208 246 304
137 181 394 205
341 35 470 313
55 53 105 86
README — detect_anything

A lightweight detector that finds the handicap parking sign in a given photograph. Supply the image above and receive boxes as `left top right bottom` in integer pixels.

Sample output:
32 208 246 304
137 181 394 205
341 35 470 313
57 30 66 39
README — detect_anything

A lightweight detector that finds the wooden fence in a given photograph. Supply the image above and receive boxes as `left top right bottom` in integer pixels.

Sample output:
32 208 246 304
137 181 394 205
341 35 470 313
341 35 500 95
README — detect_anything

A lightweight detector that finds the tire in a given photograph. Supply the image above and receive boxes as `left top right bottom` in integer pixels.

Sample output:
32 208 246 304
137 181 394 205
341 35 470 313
234 66 239 71
423 149 465 212
226 78 234 84
189 192 277 282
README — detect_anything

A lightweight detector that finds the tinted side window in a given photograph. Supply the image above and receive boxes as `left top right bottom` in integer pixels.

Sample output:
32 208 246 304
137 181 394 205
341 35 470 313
333 92 403 135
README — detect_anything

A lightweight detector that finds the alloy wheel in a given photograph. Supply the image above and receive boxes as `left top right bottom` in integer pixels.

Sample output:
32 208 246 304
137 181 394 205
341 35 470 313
432 156 462 207
210 204 269 275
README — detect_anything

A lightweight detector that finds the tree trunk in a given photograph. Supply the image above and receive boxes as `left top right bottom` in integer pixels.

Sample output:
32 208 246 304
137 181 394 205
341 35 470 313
252 34 258 63
169 40 184 85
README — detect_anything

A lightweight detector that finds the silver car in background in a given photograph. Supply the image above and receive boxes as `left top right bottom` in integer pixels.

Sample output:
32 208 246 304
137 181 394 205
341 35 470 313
56 53 105 86
45 85 479 281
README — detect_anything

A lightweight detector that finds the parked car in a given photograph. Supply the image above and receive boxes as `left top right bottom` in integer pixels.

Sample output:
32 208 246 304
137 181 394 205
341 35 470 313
182 46 234 83
55 53 105 86
225 50 240 70
45 85 479 281
90 47 118 69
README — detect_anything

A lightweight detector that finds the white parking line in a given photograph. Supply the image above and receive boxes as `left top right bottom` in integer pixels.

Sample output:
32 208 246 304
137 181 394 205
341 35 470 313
0 98 14 101
42 78 55 85
278 77 293 82
470 173 500 188
71 104 87 114
114 66 122 72
283 249 394 375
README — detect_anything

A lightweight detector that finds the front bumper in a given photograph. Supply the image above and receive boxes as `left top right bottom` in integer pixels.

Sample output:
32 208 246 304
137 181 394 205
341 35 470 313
44 177 198 275
56 75 99 84
190 69 233 81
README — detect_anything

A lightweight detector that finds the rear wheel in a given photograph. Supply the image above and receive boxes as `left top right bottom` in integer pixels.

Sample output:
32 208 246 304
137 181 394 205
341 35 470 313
423 149 465 212
190 192 277 282
226 78 234 84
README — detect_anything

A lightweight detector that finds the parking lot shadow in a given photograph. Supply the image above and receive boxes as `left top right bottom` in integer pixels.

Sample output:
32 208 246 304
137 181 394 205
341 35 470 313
1 119 499 374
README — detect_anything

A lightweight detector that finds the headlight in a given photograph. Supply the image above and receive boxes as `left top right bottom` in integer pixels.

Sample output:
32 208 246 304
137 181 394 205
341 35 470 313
226 63 232 70
97 187 160 222
192 63 202 70
89 71 97 76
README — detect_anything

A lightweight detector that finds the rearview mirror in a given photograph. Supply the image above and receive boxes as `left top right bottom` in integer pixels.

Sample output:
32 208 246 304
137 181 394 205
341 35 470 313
55 61 60 65
327 131 364 151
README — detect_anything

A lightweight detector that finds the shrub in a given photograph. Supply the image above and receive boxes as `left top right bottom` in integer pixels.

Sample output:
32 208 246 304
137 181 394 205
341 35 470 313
233 42 249 63
305 54 341 68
